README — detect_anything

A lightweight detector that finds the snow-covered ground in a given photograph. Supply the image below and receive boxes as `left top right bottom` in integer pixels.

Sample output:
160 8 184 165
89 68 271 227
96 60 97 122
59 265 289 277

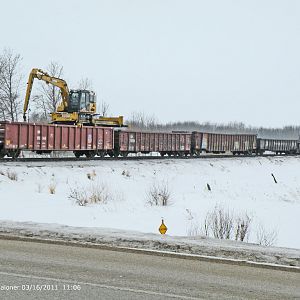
0 221 299 268
0 156 299 249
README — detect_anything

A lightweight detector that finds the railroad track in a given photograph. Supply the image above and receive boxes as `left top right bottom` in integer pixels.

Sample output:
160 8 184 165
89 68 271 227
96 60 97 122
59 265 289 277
0 153 291 163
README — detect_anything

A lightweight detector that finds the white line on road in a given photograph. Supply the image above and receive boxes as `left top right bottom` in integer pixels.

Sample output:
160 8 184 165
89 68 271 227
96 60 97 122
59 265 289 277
0 270 200 299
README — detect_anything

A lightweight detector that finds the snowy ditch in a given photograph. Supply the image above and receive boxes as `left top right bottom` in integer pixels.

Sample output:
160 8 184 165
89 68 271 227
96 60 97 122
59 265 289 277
0 221 299 268
0 156 299 258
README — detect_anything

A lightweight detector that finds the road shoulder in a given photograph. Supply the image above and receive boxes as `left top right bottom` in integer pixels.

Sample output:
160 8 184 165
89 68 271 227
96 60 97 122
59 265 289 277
0 220 299 272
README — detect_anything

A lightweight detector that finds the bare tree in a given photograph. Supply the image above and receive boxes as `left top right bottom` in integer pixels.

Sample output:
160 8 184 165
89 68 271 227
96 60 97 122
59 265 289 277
256 224 278 246
33 61 64 120
126 111 158 130
100 101 110 116
0 58 6 120
128 111 146 129
77 78 110 116
235 214 251 242
210 206 234 239
29 111 49 123
77 77 93 90
147 181 171 206
0 48 23 121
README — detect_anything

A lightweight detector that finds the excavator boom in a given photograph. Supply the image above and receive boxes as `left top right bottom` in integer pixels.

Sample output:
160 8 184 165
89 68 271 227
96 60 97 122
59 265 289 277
23 68 69 121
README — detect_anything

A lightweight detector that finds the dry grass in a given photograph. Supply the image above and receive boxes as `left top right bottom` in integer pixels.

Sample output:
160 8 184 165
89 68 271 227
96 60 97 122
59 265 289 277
187 206 276 246
210 206 234 239
256 224 278 246
147 181 171 206
235 214 252 242
69 188 88 206
49 182 56 194
186 222 201 236
187 205 252 243
87 170 97 180
5 169 18 181
89 184 110 204
69 183 111 206
121 170 131 177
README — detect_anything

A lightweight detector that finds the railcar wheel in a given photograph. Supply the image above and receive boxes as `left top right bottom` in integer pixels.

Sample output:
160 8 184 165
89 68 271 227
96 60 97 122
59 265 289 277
12 150 21 158
7 150 20 159
107 151 114 157
194 150 201 157
121 152 128 157
97 151 105 158
0 149 6 158
85 151 96 158
74 152 81 158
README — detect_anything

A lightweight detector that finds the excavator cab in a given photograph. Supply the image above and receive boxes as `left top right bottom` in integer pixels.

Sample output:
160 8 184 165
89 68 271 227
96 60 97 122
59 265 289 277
68 90 96 113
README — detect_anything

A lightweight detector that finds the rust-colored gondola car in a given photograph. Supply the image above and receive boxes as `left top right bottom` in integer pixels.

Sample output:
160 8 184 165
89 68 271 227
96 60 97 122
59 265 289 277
256 138 298 155
0 121 114 158
114 130 191 157
191 132 257 155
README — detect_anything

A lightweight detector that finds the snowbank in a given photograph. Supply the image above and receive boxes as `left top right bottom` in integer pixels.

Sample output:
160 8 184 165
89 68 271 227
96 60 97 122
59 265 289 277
0 221 299 268
0 156 299 249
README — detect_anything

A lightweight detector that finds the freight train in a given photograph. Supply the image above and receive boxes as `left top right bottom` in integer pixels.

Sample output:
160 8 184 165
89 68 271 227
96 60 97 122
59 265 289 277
0 121 299 159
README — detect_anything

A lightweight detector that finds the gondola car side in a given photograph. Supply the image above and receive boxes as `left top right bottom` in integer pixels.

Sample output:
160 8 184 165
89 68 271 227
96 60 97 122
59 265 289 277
0 121 114 158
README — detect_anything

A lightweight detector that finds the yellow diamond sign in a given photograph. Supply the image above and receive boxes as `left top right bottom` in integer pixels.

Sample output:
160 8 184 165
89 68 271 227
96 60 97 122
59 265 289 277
159 219 167 234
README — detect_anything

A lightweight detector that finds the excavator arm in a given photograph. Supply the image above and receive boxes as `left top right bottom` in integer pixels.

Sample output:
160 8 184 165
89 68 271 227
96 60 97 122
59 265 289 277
23 68 70 121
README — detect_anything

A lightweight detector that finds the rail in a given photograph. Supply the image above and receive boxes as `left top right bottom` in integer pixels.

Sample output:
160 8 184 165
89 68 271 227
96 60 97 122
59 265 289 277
0 153 290 163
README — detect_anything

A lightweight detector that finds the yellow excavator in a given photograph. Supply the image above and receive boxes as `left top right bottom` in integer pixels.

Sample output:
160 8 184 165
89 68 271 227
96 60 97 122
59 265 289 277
23 68 124 126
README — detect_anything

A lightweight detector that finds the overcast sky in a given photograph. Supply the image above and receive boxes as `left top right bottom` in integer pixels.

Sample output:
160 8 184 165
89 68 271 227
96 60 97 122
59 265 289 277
1 0 300 127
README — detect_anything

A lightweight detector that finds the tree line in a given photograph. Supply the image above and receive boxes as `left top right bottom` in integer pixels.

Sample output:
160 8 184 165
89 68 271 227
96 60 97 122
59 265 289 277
126 114 300 139
168 122 300 139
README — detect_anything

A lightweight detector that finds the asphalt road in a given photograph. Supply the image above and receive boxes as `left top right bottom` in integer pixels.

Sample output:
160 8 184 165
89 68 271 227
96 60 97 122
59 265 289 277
0 239 299 300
